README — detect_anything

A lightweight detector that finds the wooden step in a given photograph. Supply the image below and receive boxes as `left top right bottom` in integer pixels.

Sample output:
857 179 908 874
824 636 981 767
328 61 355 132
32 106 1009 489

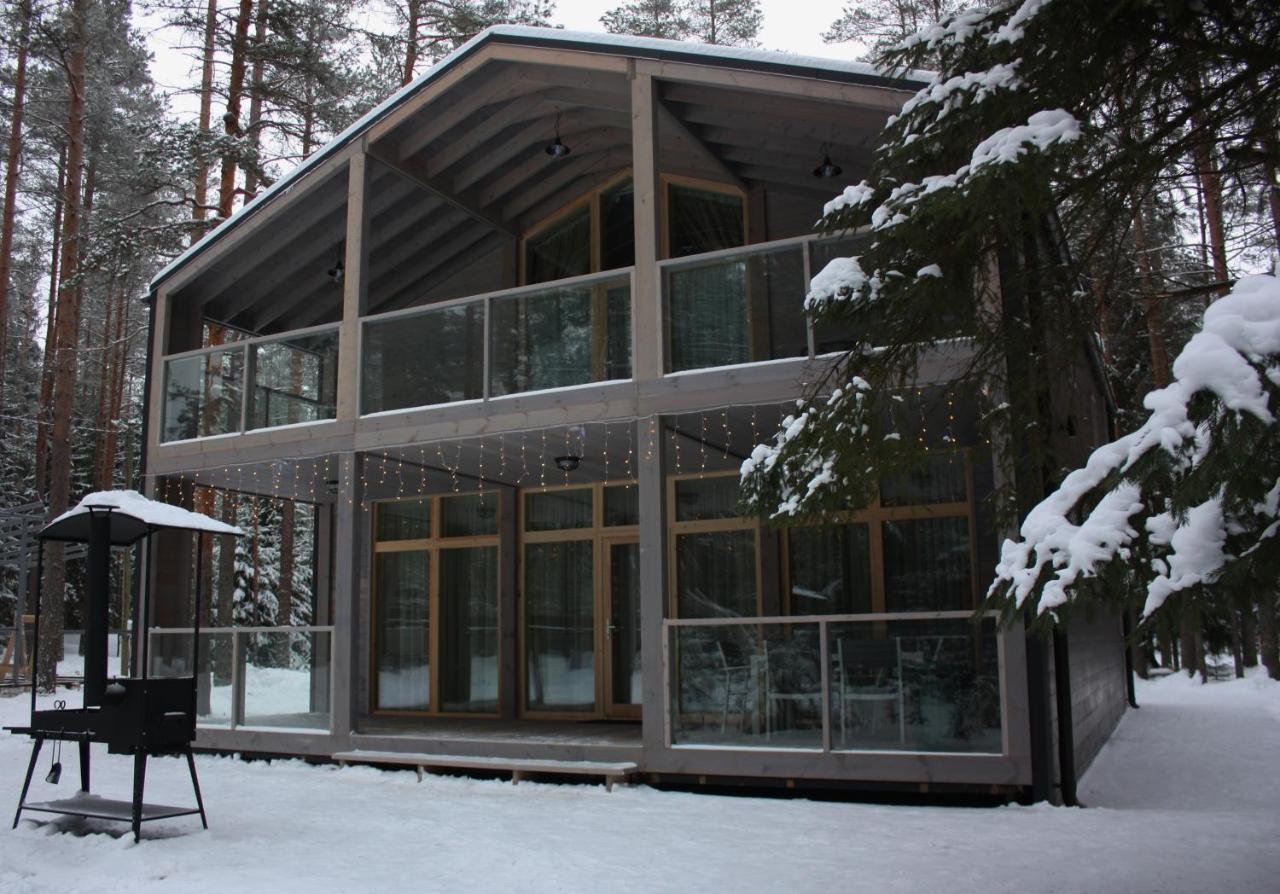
332 749 638 790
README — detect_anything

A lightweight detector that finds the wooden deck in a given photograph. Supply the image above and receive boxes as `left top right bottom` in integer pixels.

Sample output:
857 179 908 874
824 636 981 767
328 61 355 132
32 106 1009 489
350 717 643 765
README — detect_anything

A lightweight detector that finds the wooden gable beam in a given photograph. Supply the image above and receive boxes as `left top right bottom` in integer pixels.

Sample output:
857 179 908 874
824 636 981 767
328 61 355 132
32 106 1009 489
370 143 517 237
246 194 455 332
368 225 499 314
655 99 746 192
376 231 503 315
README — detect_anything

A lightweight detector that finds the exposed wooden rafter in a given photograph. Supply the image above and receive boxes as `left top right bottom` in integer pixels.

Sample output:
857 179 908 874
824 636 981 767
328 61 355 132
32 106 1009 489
370 142 517 237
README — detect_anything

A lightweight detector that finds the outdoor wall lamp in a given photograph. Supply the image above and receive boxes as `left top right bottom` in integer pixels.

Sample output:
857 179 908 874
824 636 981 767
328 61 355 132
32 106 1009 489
813 144 842 178
554 455 581 473
545 112 571 158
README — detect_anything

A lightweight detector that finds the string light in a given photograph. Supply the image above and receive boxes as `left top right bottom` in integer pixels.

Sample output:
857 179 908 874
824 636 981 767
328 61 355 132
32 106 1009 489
539 430 547 487
603 423 610 485
626 420 635 482
698 412 708 478
721 409 730 460
498 434 507 484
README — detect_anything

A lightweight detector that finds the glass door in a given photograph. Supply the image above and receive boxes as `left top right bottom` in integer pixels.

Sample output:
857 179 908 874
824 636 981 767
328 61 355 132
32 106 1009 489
605 537 641 718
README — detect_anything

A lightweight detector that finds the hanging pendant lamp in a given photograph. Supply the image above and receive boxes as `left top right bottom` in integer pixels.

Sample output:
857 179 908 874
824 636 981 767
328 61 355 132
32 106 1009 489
545 112 571 158
813 143 842 178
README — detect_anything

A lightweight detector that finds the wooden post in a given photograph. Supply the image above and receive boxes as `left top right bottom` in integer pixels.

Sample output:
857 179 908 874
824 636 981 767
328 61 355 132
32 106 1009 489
630 68 663 381
336 152 370 421
638 417 669 752
330 452 361 744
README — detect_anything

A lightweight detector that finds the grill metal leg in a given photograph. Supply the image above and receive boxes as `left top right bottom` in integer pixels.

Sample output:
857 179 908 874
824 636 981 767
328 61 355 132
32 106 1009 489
78 739 90 792
185 748 208 830
13 737 43 829
131 752 147 843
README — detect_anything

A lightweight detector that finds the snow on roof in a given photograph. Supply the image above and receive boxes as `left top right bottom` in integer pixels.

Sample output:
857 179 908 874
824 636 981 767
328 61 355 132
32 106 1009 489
149 25 923 293
42 490 243 544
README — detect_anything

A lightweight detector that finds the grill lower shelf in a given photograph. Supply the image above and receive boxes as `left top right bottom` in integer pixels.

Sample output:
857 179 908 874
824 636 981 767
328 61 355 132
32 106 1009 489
20 793 201 824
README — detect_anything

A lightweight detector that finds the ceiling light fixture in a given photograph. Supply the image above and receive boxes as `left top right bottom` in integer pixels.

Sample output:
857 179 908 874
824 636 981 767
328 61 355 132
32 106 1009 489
812 144 842 179
545 112 571 158
554 455 581 473
327 256 344 284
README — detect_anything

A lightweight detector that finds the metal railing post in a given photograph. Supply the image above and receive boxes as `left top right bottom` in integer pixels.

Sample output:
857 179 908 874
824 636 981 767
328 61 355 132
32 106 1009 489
231 631 246 728
819 618 831 752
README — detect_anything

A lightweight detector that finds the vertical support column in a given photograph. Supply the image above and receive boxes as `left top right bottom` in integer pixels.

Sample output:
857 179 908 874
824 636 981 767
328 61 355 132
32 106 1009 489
638 416 668 752
498 483 518 719
330 452 362 745
630 67 663 381
336 150 371 422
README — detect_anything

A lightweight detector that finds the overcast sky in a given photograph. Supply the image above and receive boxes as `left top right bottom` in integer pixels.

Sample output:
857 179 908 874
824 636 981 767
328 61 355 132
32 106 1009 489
140 1 863 117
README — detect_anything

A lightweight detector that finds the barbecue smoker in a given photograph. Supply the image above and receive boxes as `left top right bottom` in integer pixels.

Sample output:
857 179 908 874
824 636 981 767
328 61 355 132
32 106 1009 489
5 491 241 841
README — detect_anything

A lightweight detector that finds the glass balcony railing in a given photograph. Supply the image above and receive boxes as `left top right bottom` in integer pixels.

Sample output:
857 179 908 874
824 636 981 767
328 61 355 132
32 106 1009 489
660 232 872 373
148 625 333 732
666 612 1002 753
160 325 338 442
360 269 633 415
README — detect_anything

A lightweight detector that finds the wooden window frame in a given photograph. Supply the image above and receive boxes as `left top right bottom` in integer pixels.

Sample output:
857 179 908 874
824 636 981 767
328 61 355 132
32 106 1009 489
666 470 764 620
659 173 749 261
517 481 640 720
781 448 980 616
519 171 636 286
370 491 502 718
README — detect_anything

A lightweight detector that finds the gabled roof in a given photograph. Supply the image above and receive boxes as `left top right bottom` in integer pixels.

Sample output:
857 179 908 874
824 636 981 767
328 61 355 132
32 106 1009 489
149 25 924 293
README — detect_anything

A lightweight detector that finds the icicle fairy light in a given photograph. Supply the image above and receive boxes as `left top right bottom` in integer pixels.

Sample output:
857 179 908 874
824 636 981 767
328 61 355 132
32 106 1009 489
563 427 572 485
477 437 487 495
602 423 610 485
452 443 463 493
672 422 682 475
520 432 529 485
539 430 548 486
721 409 730 460
498 434 507 483
644 416 657 462
626 420 635 481
698 413 708 478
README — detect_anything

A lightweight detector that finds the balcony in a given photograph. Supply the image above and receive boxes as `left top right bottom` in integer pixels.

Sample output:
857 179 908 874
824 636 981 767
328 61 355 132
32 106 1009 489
148 625 333 732
160 326 339 442
158 233 873 443
666 612 1002 754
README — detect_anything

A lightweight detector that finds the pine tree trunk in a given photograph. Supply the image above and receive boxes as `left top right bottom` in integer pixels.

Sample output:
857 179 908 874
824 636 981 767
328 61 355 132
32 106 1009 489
403 0 421 85
1231 608 1244 678
1191 111 1230 294
1179 610 1202 681
34 147 66 500
1242 601 1259 667
1133 206 1171 388
218 0 255 219
0 0 33 401
193 0 218 231
1263 131 1280 256
1259 592 1279 681
38 0 89 693
242 0 269 200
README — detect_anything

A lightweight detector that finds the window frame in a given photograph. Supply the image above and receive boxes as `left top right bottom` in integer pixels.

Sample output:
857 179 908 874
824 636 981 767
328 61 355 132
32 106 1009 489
370 491 502 718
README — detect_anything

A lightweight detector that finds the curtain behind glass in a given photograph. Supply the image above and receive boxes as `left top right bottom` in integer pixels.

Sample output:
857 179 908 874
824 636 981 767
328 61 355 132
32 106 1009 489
676 530 758 618
667 261 749 371
439 547 499 713
788 523 872 615
601 178 635 270
375 551 429 710
525 489 593 531
362 304 483 413
667 184 744 258
883 517 972 611
525 540 595 711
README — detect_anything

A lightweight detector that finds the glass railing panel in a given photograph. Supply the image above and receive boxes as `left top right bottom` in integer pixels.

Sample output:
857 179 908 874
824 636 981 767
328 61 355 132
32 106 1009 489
828 617 1000 753
247 329 338 430
161 346 245 441
664 243 807 373
362 303 484 414
241 629 331 730
147 630 234 727
148 626 332 731
808 233 874 355
671 622 823 749
489 274 632 397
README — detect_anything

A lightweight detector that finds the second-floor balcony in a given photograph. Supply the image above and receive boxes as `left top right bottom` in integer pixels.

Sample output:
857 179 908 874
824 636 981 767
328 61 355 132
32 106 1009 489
159 234 875 443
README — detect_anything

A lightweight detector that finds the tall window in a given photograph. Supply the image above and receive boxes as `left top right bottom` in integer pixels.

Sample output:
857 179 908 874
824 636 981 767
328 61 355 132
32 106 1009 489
372 493 500 715
785 451 976 615
669 474 760 619
523 176 635 285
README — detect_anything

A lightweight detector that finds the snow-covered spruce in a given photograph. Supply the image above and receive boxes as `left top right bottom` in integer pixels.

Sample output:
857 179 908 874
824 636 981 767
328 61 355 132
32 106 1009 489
988 272 1280 621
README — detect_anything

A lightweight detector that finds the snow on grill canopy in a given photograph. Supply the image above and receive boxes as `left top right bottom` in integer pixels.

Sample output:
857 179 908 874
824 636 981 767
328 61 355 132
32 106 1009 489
41 490 243 545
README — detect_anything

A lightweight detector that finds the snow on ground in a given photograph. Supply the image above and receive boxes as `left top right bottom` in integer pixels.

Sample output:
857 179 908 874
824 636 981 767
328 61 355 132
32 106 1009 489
1 670 1278 893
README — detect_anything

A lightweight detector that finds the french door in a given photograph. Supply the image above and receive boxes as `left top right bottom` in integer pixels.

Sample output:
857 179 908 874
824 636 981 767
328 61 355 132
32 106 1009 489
603 536 641 719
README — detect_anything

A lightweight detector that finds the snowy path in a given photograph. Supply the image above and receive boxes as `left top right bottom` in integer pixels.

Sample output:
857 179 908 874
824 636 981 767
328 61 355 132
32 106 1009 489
1 671 1276 894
